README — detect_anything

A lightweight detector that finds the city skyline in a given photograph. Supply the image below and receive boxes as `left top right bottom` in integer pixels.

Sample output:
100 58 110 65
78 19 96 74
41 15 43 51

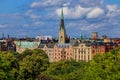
0 0 120 38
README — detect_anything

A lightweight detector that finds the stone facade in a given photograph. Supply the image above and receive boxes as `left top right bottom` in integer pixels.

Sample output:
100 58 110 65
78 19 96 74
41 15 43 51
54 44 73 62
39 44 54 62
74 43 92 62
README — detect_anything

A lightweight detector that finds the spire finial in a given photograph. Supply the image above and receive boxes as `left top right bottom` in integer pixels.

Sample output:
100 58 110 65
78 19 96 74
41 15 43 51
61 5 64 19
80 33 83 40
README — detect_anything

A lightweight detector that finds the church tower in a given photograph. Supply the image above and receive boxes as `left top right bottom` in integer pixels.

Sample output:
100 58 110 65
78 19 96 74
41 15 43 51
58 7 66 44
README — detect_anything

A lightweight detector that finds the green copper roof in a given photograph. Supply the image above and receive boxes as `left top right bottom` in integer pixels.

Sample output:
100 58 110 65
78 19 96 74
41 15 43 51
80 33 83 40
61 7 64 19
80 33 82 36
16 41 40 48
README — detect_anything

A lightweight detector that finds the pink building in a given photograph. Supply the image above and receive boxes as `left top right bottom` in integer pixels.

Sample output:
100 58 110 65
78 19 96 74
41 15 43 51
54 44 73 62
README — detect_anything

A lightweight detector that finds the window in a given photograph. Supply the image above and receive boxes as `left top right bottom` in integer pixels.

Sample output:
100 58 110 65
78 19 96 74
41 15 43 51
75 55 76 59
81 45 83 47
79 55 80 59
55 57 56 59
84 55 86 60
88 55 90 60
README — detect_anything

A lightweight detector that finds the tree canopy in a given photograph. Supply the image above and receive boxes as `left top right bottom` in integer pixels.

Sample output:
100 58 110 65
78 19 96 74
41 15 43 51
18 49 50 79
0 49 50 80
0 47 120 80
42 60 86 80
0 51 19 80
83 47 120 80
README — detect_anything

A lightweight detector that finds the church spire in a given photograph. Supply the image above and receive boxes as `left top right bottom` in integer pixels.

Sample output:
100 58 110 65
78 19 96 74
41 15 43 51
58 7 66 44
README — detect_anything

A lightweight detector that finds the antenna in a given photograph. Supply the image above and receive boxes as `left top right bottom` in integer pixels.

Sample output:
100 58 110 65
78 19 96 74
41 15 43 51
8 35 9 39
2 33 4 40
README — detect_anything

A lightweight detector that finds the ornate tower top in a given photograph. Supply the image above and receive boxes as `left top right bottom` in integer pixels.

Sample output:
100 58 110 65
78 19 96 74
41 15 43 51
80 33 83 40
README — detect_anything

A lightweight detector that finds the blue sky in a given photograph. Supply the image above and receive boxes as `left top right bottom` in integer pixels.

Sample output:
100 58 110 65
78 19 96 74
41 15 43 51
0 0 120 38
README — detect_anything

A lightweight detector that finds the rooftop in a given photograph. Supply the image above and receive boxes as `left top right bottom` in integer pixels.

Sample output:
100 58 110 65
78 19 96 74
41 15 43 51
16 41 40 48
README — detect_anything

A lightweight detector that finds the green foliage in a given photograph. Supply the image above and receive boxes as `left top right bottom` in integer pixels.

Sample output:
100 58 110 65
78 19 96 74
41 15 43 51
18 49 50 80
1 47 120 80
0 51 19 80
18 49 33 61
43 60 86 80
0 49 50 80
83 47 120 80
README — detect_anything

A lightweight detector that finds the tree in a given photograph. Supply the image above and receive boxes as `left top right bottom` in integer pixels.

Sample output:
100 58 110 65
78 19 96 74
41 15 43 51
17 49 33 61
43 60 86 80
18 49 50 79
0 51 19 80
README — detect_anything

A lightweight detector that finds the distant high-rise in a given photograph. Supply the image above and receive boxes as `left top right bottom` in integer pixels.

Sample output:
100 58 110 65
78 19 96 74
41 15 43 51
91 32 98 40
58 7 66 44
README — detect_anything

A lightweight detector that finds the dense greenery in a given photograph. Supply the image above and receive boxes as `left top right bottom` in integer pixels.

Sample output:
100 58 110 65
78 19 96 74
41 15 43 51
0 47 120 80
18 49 50 80
42 60 86 80
0 51 19 80
42 47 120 80
83 47 120 80
0 49 50 80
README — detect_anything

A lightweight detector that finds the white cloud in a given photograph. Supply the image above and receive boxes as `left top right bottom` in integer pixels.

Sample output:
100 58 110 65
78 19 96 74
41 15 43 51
87 7 104 18
107 5 118 11
81 24 95 31
56 5 92 19
56 5 105 19
25 10 40 19
106 5 120 17
25 10 32 16
30 0 60 8
79 0 103 7
30 2 40 8
80 23 106 31
0 24 7 28
63 2 70 7
34 21 45 26
30 0 103 8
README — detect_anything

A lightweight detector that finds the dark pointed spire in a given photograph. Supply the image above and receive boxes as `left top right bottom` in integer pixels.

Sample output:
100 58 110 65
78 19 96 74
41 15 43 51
60 7 65 30
58 6 67 44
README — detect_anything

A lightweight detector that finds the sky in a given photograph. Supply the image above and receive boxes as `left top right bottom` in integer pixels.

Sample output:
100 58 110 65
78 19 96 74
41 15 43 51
0 0 120 38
